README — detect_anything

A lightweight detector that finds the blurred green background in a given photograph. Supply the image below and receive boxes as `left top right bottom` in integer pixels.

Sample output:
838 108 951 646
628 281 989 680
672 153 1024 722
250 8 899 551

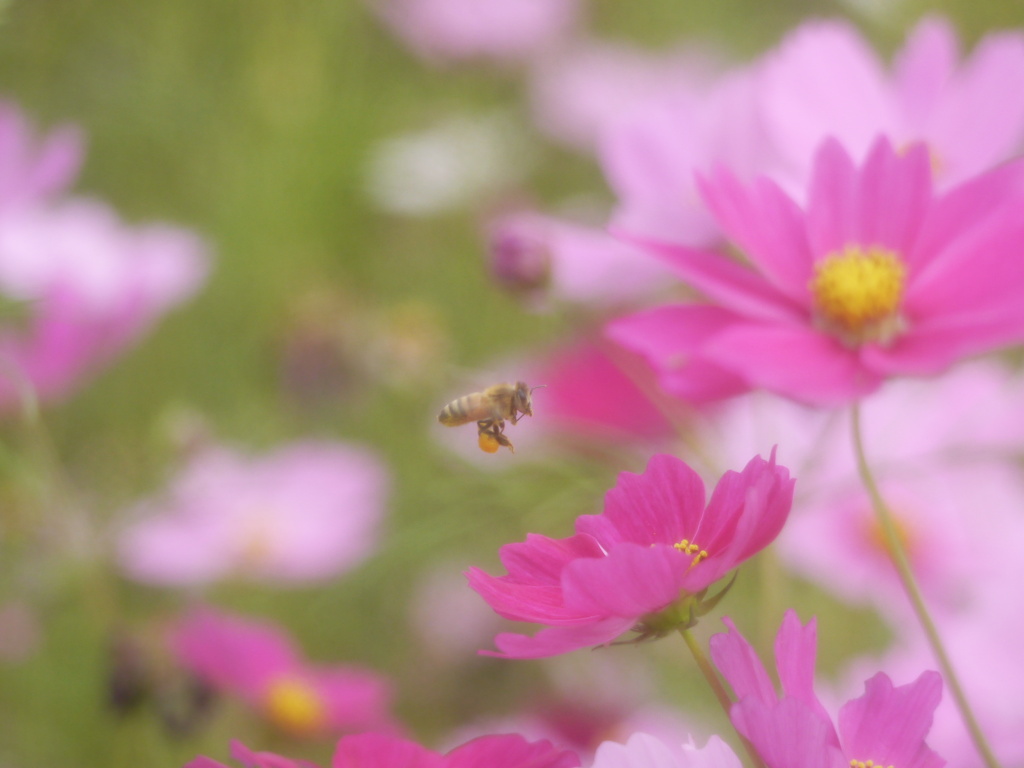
0 0 1021 765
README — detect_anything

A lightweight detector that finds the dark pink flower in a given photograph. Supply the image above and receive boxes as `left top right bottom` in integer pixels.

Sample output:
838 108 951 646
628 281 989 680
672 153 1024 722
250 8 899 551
710 611 945 768
610 137 1024 405
467 451 794 658
170 608 394 737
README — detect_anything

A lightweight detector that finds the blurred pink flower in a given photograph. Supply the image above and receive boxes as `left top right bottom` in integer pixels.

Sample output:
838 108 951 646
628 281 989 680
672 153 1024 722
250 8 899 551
467 451 793 658
610 137 1024 405
528 42 719 152
171 608 394 738
0 101 208 408
759 17 1024 188
0 200 207 406
687 361 1024 623
839 566 1024 768
117 440 388 586
370 0 581 64
0 100 83 209
192 732 579 768
591 733 741 768
711 611 944 768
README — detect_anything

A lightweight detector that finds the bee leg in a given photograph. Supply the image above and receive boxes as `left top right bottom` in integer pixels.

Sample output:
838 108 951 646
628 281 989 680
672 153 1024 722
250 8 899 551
477 419 514 453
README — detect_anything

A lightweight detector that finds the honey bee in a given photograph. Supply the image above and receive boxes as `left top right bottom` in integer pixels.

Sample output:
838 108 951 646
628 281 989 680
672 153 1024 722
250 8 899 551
438 381 539 453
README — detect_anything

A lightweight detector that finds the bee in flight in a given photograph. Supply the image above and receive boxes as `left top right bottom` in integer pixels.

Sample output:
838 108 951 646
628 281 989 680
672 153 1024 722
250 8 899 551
438 381 540 453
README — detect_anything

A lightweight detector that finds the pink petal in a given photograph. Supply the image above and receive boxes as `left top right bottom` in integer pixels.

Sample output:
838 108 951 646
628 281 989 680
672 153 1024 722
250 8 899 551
695 168 813 304
184 760 230 768
230 741 313 768
837 672 944 768
929 29 1024 183
591 454 707 546
332 733 442 768
759 21 895 171
805 138 931 260
465 567 586 625
484 615 636 659
314 667 394 733
700 323 882 405
863 316 1024 376
709 616 776 704
614 232 803 322
447 734 580 768
773 612 830 722
893 17 958 133
499 533 607 585
731 697 846 768
562 543 692 617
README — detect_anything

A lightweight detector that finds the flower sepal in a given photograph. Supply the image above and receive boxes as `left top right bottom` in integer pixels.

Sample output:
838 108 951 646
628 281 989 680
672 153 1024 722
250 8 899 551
628 571 740 643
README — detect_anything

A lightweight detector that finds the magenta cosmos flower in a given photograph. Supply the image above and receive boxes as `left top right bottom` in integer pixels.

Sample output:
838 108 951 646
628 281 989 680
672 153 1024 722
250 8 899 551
467 451 794 658
710 611 944 768
171 608 394 738
760 17 1024 188
609 137 1024 405
117 440 388 586
189 732 580 768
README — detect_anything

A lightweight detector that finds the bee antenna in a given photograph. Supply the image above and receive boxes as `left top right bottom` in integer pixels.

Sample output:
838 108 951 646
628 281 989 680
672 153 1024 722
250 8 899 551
530 384 547 394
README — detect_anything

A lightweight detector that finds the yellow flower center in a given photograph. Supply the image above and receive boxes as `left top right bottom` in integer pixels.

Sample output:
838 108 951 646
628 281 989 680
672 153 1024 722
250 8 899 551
851 759 894 768
862 509 916 561
264 676 326 735
809 246 906 345
674 538 708 566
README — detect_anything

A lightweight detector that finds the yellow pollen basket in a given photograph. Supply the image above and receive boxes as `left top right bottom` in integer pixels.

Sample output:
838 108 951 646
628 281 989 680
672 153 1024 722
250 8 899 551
810 246 906 343
673 539 708 566
264 676 327 735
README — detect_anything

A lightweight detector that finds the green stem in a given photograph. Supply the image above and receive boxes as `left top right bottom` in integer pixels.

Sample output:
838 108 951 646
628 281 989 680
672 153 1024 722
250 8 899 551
678 627 766 768
851 403 1001 768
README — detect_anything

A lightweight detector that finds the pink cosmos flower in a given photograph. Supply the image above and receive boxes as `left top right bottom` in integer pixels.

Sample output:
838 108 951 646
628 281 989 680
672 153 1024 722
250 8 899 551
759 17 1024 188
117 440 388 586
0 101 208 409
370 0 581 65
487 211 674 309
710 611 944 768
0 200 207 406
591 733 741 768
171 608 394 737
609 137 1024 405
467 451 794 658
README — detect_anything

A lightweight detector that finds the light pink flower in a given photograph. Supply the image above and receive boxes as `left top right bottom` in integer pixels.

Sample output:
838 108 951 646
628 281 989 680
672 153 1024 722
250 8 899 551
839 568 1024 768
591 733 741 768
171 608 394 737
0 101 207 408
0 199 207 406
609 137 1024 405
710 611 945 768
117 441 388 586
487 212 674 309
759 17 1024 188
467 451 793 658
370 0 580 64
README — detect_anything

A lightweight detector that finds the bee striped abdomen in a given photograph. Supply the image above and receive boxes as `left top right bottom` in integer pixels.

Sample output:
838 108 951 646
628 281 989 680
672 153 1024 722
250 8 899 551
438 394 485 426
